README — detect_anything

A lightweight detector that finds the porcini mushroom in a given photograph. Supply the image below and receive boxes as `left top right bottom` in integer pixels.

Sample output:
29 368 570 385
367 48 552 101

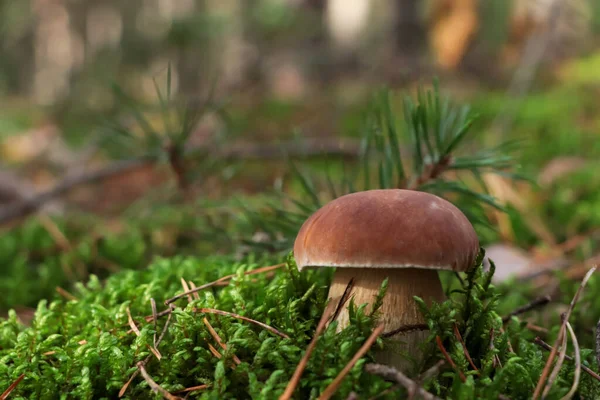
293 189 479 371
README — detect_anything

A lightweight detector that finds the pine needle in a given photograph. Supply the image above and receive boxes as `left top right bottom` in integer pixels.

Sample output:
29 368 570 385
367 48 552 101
436 335 466 382
165 263 285 305
203 317 241 365
279 300 337 400
1 374 25 400
318 324 384 400
194 308 290 339
137 362 182 400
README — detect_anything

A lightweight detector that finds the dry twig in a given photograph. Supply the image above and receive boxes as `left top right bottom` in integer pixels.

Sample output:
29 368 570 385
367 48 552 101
364 363 443 400
533 337 600 382
318 324 385 400
0 139 360 226
502 295 552 323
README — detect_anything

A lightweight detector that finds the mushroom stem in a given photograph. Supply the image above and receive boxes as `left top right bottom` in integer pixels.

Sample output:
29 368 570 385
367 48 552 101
327 267 445 372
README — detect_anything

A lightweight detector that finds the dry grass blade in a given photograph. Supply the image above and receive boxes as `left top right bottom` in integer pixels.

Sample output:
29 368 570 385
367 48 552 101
126 307 141 337
195 308 290 339
561 322 581 400
203 317 242 365
318 324 384 400
279 300 337 400
436 335 466 382
137 362 182 400
180 278 193 303
453 324 479 373
1 374 25 400
533 265 597 399
165 263 285 304
543 316 569 398
364 363 443 400
533 337 600 382
188 280 201 300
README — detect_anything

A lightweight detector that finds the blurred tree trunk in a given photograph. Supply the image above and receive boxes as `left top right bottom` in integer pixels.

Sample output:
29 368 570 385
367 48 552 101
395 0 426 57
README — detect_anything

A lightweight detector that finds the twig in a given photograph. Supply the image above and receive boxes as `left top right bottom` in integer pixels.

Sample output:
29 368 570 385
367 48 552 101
562 322 581 400
533 337 600 382
165 263 285 305
194 308 290 339
502 295 552 323
407 155 452 190
279 300 337 400
436 335 466 382
0 158 152 225
318 324 385 400
533 265 597 399
418 360 446 382
1 374 25 400
364 363 443 400
331 278 354 323
0 139 360 225
453 324 479 373
382 324 429 338
203 317 242 365
137 361 182 400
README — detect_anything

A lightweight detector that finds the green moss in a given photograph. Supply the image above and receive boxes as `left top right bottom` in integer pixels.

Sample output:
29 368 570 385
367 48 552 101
1 250 599 399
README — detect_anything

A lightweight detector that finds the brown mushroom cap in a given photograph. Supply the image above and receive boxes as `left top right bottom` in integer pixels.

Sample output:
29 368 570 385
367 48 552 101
293 189 479 272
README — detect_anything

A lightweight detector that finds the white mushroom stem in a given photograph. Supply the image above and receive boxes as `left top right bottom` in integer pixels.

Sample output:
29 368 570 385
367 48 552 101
327 267 446 372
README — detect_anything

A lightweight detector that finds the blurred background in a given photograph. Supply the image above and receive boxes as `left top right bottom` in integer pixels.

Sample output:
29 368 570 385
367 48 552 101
1 0 600 316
